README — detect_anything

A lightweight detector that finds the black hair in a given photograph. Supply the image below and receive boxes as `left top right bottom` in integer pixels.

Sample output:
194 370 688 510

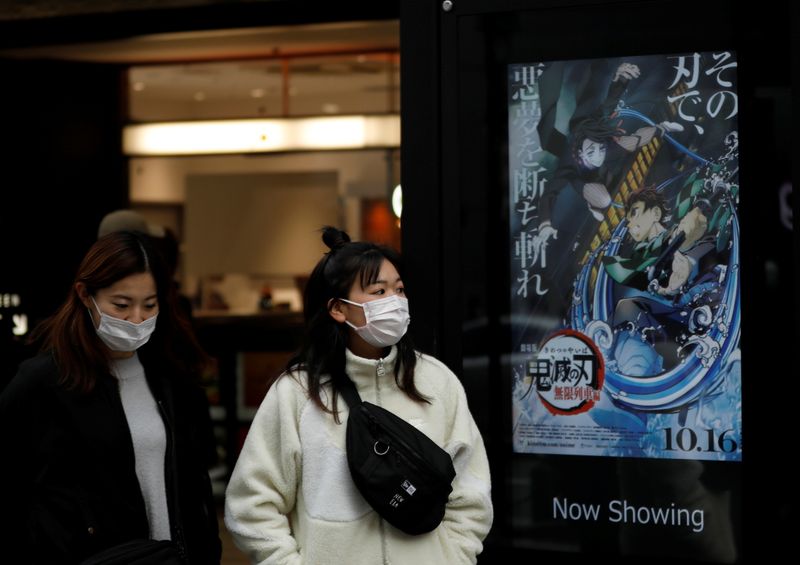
570 115 622 165
285 226 424 421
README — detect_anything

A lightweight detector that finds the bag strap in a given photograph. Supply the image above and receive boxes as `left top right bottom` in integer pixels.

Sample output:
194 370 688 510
336 373 362 409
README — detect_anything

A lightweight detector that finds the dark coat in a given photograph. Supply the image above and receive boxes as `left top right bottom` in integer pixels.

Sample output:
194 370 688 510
0 351 221 565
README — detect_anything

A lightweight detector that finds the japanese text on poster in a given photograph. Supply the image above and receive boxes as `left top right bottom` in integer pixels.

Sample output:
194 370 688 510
508 52 741 461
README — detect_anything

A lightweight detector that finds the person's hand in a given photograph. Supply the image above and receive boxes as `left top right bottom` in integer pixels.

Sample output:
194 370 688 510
656 252 692 296
614 63 640 82
537 221 558 243
677 207 708 250
657 120 684 133
583 183 611 220
522 221 558 270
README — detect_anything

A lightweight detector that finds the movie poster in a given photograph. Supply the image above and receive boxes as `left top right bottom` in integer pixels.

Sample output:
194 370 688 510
508 52 741 461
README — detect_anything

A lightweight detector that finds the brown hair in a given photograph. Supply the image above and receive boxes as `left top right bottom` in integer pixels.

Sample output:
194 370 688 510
32 231 208 392
627 186 668 217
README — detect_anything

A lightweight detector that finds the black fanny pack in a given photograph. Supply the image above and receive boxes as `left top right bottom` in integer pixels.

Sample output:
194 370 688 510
338 375 456 535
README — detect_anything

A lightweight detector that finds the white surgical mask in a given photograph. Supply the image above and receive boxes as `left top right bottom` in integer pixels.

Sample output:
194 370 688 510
341 294 410 348
90 297 158 352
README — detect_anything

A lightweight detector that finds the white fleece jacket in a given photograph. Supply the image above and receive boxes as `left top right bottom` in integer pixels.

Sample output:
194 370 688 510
224 346 493 565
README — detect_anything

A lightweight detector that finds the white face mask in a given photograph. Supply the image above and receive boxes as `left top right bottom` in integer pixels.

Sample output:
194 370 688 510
90 297 158 352
341 294 410 348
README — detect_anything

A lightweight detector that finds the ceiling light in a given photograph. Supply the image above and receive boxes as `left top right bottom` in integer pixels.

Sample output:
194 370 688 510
132 81 145 92
250 88 266 98
392 184 402 218
123 114 400 156
193 91 206 101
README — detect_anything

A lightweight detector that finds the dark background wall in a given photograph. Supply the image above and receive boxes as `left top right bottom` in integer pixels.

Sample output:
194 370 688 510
0 59 128 386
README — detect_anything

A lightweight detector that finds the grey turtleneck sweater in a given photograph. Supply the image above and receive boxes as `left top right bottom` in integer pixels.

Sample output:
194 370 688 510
110 353 171 541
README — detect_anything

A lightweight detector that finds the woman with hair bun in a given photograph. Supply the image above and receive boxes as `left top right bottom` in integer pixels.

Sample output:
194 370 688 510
225 227 492 564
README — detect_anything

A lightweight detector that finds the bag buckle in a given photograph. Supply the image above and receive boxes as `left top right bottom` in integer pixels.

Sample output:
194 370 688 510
373 441 390 455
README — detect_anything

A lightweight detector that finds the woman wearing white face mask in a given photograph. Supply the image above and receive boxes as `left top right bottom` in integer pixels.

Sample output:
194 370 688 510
0 230 221 564
225 227 493 565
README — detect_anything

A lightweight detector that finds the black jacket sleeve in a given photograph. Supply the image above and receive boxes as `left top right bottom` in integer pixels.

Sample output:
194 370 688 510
0 355 47 558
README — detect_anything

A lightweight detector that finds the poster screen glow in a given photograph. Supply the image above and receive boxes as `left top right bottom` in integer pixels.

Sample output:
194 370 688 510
508 52 741 461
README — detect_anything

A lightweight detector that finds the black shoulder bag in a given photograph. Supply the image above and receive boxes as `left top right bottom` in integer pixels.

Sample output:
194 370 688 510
338 375 456 535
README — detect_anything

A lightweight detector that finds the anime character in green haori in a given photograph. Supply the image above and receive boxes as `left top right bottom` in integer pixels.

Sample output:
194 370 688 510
600 161 738 376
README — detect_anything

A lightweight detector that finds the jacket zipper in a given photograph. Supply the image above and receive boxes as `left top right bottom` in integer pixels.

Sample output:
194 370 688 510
375 357 388 564
369 356 445 486
375 357 384 405
157 399 188 563
109 381 150 537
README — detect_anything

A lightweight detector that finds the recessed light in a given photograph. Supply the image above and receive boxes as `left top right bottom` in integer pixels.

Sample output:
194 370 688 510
392 184 402 218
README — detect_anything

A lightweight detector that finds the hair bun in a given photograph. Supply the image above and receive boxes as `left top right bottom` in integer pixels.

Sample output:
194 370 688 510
321 226 351 251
